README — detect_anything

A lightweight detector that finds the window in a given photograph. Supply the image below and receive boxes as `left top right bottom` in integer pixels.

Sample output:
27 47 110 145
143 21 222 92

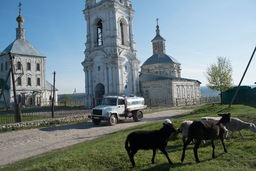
17 61 21 70
98 66 101 71
120 22 124 45
118 99 125 105
37 78 40 86
0 63 3 71
27 62 31 71
27 77 31 86
17 77 22 86
36 63 40 71
177 86 180 98
182 86 186 98
187 86 190 98
97 20 103 46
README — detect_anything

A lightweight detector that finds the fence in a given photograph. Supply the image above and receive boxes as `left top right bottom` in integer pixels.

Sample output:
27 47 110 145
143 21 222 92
145 96 220 108
0 109 91 126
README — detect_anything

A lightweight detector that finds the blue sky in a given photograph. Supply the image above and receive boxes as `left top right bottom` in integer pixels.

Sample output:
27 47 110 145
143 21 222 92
0 0 255 94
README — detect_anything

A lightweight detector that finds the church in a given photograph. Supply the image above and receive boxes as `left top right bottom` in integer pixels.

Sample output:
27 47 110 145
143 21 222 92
0 4 57 108
82 0 201 107
140 21 201 106
81 0 140 107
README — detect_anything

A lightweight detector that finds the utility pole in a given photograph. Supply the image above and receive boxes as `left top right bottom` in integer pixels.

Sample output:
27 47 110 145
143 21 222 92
9 53 22 122
51 71 56 118
229 46 256 107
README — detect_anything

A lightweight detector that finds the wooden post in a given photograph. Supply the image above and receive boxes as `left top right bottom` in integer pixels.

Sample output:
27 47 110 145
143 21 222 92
51 71 56 118
9 53 21 122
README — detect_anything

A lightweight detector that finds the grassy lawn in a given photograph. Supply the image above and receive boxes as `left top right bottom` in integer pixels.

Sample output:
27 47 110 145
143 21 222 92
0 104 255 171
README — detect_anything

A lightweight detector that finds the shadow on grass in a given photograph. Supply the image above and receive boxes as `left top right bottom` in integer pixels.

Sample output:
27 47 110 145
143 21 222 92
139 152 226 171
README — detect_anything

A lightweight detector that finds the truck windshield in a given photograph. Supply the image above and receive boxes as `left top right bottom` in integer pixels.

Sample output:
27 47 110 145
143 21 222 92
101 98 117 106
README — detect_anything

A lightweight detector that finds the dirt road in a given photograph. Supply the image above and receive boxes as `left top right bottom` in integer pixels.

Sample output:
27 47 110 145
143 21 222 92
0 109 192 167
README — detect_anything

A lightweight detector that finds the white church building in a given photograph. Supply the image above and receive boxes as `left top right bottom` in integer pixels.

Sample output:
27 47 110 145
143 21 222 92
82 0 140 107
0 4 57 108
82 0 201 107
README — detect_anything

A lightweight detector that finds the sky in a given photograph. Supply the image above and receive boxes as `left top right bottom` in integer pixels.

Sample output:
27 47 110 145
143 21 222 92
0 0 255 94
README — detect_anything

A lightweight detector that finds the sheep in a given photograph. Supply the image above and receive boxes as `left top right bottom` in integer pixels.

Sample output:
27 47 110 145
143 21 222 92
178 120 206 145
177 120 193 144
125 119 177 167
202 117 256 139
181 113 231 163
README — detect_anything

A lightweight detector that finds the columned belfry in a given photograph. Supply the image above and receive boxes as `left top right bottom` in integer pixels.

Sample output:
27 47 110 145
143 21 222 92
82 0 140 107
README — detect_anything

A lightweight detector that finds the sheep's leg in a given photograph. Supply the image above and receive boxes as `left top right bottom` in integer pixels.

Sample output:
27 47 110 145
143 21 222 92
129 149 138 167
225 131 229 140
181 137 192 163
239 131 244 139
151 149 156 164
220 136 227 153
182 136 186 144
193 140 201 163
211 140 215 158
159 147 173 165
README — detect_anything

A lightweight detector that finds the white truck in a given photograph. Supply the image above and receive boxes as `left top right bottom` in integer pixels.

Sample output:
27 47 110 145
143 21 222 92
90 95 147 126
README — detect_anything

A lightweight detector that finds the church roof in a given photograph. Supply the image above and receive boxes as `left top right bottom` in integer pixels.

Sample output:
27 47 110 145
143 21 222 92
139 72 201 84
142 19 179 66
2 3 45 58
3 39 45 57
46 80 58 91
142 54 179 66
151 20 165 42
151 34 165 42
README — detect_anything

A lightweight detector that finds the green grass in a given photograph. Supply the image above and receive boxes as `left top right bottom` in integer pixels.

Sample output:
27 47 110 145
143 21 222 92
0 104 256 171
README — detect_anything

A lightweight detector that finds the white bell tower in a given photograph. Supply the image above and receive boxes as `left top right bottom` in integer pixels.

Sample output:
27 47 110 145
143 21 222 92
82 0 140 107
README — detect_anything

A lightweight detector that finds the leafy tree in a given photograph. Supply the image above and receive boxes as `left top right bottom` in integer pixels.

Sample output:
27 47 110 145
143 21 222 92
59 94 71 106
206 56 233 96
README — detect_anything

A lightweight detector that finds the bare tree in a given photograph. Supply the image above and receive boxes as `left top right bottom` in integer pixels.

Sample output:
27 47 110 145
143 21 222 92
206 57 233 100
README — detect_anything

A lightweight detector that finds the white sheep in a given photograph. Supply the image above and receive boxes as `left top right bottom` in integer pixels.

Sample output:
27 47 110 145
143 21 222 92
201 117 256 139
177 120 193 144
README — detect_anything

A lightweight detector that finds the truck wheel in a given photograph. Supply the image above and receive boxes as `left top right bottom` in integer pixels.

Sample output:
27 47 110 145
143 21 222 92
92 118 101 125
108 115 117 126
133 111 143 122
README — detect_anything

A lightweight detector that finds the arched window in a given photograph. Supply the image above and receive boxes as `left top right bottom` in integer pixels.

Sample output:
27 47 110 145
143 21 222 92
177 86 180 98
97 20 103 46
27 77 31 86
36 63 40 71
37 78 40 86
120 22 125 45
17 77 22 86
17 61 21 70
27 62 31 71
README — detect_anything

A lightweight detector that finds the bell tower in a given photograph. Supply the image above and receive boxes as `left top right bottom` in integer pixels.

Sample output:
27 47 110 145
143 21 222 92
82 0 140 107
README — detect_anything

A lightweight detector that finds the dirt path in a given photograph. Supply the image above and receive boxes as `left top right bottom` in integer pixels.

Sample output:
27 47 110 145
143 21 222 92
0 109 192 167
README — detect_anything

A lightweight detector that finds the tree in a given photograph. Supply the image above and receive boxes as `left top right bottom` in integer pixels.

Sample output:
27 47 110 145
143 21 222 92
206 57 233 96
59 94 71 106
